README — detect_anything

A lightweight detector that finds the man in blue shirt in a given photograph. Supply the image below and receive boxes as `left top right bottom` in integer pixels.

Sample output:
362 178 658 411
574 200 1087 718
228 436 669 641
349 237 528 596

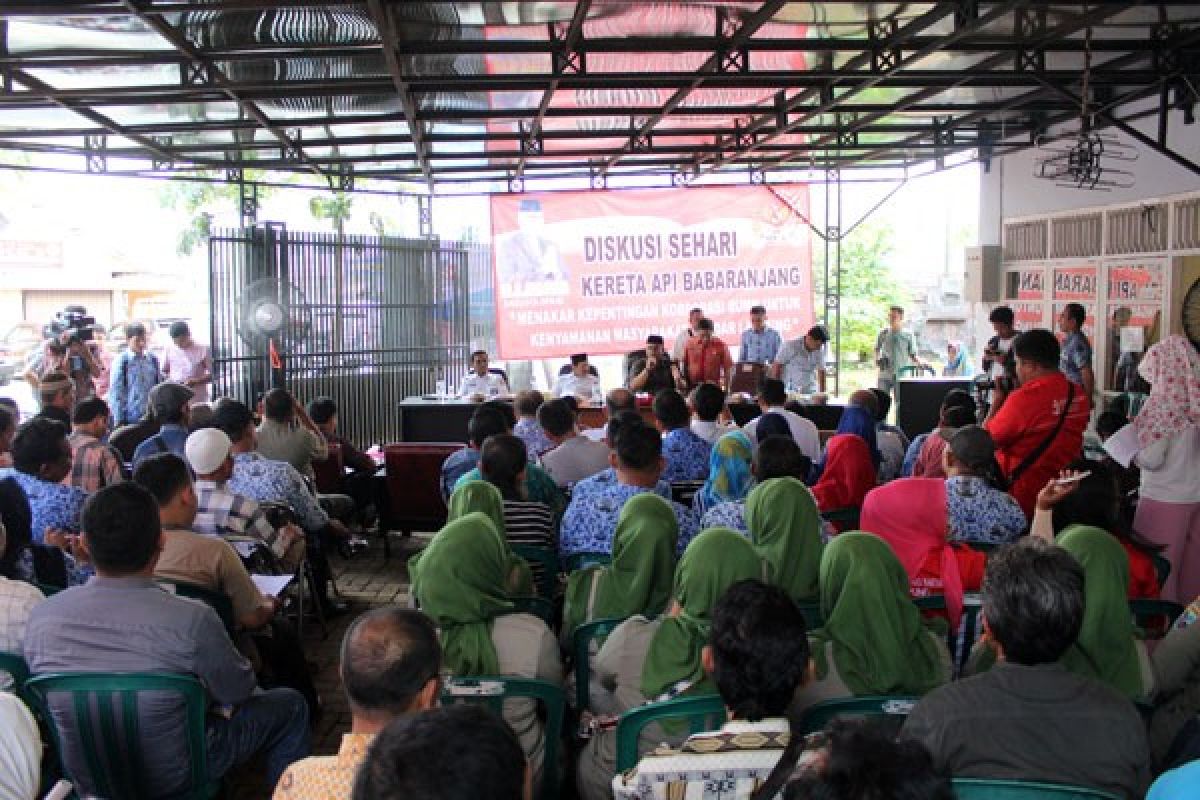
653 388 711 482
738 305 782 364
559 423 698 557
1058 302 1095 400
441 405 507 500
512 389 554 458
132 383 193 469
8 416 92 585
108 322 163 426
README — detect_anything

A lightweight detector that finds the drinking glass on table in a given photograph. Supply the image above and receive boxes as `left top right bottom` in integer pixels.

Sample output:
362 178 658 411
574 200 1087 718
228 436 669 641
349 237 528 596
435 379 447 401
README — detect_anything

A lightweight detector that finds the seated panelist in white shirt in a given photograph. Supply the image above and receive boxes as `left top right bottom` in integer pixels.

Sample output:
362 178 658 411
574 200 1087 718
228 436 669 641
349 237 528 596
553 353 603 406
459 350 510 401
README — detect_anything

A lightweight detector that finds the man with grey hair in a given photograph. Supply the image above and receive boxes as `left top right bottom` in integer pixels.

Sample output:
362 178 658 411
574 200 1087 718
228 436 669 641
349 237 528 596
273 608 442 800
902 539 1150 798
581 387 637 443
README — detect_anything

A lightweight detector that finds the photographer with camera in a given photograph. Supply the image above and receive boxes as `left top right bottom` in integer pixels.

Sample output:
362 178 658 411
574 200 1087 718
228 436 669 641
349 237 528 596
981 306 1018 384
24 320 101 405
984 329 1091 519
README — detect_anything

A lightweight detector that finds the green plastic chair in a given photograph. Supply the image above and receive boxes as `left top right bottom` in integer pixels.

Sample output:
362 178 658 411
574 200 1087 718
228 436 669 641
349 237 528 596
898 365 936 378
669 481 704 506
512 545 560 600
1151 554 1172 589
615 694 727 773
821 507 860 529
26 672 219 800
797 695 919 735
913 595 946 612
912 594 984 674
0 650 31 698
952 778 1120 799
570 617 626 712
564 553 610 573
156 579 236 636
509 596 556 628
797 602 825 629
441 676 565 800
1129 598 1185 640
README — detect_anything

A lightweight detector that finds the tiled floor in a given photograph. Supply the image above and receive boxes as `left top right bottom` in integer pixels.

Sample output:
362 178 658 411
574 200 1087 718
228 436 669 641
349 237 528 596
230 530 429 798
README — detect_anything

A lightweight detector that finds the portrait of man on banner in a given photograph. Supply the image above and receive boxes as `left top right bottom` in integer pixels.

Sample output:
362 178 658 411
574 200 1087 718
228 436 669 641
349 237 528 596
495 198 569 295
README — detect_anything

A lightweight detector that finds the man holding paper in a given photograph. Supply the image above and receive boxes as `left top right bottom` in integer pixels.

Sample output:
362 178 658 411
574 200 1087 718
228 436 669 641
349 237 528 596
132 451 320 716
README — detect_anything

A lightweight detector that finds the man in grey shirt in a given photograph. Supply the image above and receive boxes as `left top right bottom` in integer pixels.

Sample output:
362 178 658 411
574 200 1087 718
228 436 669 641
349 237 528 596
256 388 329 480
538 398 610 487
901 540 1150 799
24 483 310 797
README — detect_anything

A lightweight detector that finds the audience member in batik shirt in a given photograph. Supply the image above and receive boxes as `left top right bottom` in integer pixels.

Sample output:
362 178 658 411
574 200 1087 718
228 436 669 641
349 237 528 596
560 424 697 558
652 389 711 482
512 390 554 459
613 580 815 800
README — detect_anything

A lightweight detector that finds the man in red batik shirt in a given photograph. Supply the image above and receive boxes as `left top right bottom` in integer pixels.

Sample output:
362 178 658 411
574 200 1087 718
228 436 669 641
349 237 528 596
682 318 734 391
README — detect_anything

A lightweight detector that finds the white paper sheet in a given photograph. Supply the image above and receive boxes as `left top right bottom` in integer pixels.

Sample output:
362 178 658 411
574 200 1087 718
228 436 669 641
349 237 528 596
232 541 259 559
1102 423 1141 468
251 574 293 598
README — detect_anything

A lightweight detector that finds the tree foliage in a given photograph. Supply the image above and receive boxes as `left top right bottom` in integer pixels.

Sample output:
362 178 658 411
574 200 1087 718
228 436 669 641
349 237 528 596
812 222 910 363
308 192 353 235
158 172 275 256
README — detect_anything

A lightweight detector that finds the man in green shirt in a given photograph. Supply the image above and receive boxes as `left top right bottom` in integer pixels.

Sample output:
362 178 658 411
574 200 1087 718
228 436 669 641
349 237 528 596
875 305 927 397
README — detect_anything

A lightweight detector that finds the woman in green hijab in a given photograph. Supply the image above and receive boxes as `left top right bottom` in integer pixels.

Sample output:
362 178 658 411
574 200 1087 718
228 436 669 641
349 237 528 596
445 480 534 596
412 512 514 675
413 511 562 784
640 527 769 701
801 532 950 705
576 527 767 800
1057 526 1149 699
562 493 678 638
744 476 824 603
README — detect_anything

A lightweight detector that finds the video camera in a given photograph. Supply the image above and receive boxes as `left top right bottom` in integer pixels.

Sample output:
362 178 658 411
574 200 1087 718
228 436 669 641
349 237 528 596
972 373 1014 394
45 305 97 344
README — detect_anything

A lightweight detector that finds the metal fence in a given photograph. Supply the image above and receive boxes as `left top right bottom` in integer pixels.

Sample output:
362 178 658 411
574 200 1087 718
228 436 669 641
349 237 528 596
208 224 484 445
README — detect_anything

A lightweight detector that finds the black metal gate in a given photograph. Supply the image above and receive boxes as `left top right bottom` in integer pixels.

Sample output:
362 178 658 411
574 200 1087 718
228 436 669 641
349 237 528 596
208 224 483 446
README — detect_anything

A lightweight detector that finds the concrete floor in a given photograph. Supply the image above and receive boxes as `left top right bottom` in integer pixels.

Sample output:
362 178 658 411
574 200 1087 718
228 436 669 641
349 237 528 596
229 530 428 798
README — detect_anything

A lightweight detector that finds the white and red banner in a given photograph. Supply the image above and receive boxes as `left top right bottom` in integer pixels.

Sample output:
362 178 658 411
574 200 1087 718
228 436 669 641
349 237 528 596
489 186 814 360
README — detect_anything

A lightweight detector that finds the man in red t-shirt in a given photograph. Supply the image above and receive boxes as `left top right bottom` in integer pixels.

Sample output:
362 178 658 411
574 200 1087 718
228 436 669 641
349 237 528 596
682 318 733 390
985 329 1091 519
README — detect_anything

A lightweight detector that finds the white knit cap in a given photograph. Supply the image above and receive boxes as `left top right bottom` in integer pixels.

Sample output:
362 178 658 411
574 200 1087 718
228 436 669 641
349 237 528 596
185 427 232 475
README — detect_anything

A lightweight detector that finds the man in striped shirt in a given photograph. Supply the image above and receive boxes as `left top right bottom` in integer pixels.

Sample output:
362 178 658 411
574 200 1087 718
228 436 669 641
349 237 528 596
185 427 305 571
64 397 124 494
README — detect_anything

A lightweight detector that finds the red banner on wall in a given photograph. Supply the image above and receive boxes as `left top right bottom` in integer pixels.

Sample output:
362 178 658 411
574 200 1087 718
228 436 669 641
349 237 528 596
1053 264 1099 301
489 186 813 360
1013 302 1046 329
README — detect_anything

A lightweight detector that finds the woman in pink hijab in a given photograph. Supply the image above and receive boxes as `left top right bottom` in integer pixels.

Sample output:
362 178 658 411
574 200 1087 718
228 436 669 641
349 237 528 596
1131 335 1200 603
859 477 987 631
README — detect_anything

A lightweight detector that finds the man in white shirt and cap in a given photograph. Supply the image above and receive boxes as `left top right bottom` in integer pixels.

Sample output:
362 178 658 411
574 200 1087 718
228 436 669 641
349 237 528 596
554 353 602 405
458 350 510 400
